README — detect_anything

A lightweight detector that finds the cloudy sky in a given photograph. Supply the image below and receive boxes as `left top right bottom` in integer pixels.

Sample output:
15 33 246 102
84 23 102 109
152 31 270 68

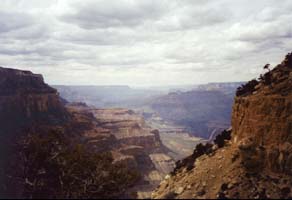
0 0 291 86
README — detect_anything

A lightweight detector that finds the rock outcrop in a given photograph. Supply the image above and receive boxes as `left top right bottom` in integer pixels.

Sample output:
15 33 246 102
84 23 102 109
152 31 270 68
0 67 68 133
0 67 173 199
152 52 292 199
0 67 70 198
66 104 175 198
232 52 292 175
0 67 69 154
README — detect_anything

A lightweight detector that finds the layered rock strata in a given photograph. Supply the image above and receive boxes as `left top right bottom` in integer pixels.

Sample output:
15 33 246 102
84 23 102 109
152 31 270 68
152 52 292 199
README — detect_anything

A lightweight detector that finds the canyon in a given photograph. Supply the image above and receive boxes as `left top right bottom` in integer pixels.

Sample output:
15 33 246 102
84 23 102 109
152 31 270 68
0 66 236 198
3 53 292 199
0 67 177 198
148 89 234 139
66 103 176 198
152 52 292 199
55 82 242 140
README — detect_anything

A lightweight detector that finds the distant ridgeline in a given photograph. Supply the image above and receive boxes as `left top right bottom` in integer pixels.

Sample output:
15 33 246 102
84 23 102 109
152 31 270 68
149 82 244 139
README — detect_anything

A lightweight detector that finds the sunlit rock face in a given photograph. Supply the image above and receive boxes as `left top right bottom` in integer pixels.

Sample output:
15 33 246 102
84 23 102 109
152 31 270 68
152 53 292 199
66 104 175 198
232 53 292 174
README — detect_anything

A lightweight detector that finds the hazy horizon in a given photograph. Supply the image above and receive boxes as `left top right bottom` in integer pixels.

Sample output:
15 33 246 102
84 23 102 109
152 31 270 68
52 81 244 88
0 0 291 86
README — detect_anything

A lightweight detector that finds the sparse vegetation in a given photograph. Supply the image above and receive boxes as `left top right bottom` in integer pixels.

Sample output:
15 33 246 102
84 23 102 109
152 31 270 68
10 130 140 199
173 142 214 173
236 79 259 96
214 129 231 148
284 52 292 66
259 72 272 85
263 64 270 72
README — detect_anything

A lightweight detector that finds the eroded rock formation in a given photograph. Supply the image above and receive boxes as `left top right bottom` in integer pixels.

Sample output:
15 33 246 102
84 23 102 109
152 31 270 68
0 67 68 133
0 67 174 199
232 52 292 174
66 104 175 198
152 52 292 199
150 90 233 139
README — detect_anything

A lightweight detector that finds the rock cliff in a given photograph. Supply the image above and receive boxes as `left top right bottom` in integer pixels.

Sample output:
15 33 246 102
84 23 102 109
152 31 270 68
66 104 175 198
152 52 292 199
0 67 173 199
0 66 69 154
0 67 68 133
232 52 292 175
0 67 70 198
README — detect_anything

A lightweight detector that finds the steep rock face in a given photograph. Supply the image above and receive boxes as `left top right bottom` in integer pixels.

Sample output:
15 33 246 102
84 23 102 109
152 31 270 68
232 53 292 174
0 67 173 199
0 67 68 132
152 52 292 199
0 67 69 198
0 67 55 94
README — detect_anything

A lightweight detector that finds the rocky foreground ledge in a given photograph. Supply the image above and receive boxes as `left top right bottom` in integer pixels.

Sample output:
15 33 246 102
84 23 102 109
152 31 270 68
152 52 292 199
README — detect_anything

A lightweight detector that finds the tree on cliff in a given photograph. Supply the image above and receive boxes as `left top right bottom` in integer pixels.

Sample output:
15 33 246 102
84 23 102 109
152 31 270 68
263 64 270 72
259 64 272 86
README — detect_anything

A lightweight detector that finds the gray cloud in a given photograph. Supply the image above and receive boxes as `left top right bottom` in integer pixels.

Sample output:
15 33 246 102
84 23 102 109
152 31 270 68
0 11 35 33
0 0 291 86
60 0 168 29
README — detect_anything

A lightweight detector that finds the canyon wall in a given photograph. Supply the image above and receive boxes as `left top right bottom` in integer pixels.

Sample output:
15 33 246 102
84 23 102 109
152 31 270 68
0 67 68 133
152 52 292 199
150 90 233 139
0 67 174 198
232 53 292 174
66 105 175 198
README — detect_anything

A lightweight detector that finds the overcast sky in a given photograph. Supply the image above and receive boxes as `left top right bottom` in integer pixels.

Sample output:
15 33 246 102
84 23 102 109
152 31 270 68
0 0 291 86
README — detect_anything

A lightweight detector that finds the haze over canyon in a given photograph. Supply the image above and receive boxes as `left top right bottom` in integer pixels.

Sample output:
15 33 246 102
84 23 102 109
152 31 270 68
1 0 292 199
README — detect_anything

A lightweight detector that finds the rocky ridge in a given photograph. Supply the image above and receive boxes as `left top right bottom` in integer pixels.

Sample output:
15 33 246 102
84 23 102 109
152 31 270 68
0 67 174 198
66 104 175 198
152 52 292 199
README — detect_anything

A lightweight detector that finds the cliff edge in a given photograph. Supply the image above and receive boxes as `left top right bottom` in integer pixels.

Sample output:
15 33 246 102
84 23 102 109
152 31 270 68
152 52 292 199
0 67 68 133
